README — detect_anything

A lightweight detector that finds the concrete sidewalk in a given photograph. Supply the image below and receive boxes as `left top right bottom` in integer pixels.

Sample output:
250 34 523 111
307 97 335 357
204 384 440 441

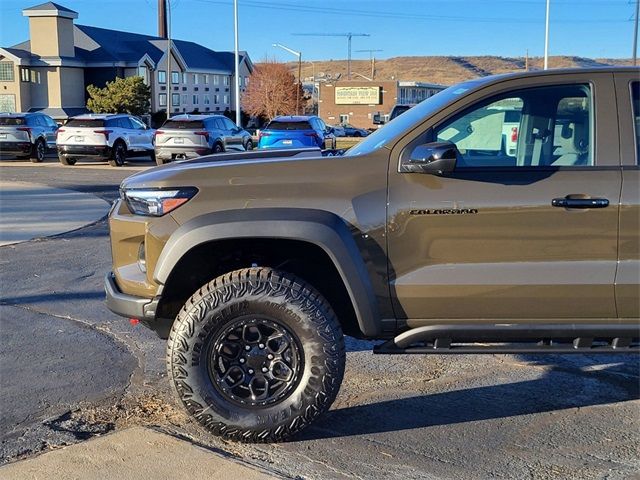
0 427 280 480
0 181 110 246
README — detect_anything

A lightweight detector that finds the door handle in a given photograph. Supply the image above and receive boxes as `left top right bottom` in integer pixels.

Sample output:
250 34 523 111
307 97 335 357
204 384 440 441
551 196 609 209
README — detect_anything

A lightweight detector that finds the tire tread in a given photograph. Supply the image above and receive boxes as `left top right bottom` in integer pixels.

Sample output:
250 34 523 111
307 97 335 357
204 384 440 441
166 267 345 443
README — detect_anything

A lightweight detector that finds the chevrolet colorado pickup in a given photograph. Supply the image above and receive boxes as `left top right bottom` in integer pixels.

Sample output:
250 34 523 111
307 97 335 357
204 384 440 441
106 67 640 442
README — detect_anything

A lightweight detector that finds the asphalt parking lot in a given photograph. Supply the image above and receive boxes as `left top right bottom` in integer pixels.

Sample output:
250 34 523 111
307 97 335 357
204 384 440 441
0 157 638 479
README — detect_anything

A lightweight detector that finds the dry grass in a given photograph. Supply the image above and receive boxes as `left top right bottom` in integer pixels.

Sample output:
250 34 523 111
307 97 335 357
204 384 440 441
282 55 633 86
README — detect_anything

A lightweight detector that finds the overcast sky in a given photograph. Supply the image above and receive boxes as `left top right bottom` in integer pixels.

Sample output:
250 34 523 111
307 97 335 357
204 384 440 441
1 0 637 61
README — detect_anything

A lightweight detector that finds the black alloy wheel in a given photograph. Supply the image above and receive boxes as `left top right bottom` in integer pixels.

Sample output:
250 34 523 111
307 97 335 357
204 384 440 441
31 139 46 163
209 317 302 407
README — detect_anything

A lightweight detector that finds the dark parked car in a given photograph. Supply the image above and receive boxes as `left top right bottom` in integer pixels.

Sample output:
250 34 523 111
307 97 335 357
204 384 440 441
258 115 336 149
0 112 58 162
155 114 253 165
339 123 369 137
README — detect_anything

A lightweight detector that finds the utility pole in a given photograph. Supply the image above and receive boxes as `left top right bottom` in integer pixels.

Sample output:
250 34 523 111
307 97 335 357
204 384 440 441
166 0 171 116
356 49 383 80
293 33 370 80
544 0 550 70
233 0 241 126
633 0 639 66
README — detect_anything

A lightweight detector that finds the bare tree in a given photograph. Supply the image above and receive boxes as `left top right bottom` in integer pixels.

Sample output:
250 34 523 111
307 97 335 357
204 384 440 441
242 60 303 120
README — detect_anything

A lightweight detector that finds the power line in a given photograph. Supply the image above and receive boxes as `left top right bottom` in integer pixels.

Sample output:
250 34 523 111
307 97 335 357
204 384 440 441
190 0 631 24
293 33 370 80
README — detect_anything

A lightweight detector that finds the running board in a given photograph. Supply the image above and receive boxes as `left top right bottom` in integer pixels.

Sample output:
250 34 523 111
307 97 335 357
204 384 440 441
373 324 640 354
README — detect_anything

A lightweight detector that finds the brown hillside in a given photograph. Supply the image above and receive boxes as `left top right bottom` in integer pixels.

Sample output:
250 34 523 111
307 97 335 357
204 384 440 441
280 56 634 86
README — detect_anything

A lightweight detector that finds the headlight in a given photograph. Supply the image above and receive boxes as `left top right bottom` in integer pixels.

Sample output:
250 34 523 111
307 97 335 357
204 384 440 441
122 187 198 216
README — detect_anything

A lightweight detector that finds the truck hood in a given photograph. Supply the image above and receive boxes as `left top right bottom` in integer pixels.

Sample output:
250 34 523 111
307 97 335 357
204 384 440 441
121 148 324 189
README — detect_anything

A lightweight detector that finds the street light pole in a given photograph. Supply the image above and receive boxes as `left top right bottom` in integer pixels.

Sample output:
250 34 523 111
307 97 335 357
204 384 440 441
233 0 241 126
544 0 550 70
272 43 302 114
633 0 639 66
166 0 171 116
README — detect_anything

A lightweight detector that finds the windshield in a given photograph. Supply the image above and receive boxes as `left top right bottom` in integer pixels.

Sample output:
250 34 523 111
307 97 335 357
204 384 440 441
345 79 483 157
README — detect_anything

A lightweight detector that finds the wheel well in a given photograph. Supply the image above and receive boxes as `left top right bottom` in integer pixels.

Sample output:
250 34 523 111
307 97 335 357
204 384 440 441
156 238 361 337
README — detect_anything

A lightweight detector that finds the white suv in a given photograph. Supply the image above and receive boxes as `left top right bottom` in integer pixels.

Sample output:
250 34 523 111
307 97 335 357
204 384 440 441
56 114 155 167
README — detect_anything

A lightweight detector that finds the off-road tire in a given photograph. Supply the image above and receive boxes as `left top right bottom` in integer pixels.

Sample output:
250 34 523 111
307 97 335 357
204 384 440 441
166 267 345 442
58 155 76 166
30 138 46 163
108 141 126 167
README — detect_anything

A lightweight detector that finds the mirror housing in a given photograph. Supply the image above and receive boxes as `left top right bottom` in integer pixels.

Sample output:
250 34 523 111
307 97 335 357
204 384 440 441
400 141 459 175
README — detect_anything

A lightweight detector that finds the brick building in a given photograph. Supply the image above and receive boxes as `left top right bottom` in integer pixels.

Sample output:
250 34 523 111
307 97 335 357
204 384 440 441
318 80 445 129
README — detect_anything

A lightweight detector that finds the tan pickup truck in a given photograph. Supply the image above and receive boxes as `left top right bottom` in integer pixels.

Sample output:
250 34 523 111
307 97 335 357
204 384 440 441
106 67 639 442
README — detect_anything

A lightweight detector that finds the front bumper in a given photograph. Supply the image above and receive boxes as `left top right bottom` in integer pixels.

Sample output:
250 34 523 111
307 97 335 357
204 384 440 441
0 141 32 155
58 144 111 158
104 272 158 320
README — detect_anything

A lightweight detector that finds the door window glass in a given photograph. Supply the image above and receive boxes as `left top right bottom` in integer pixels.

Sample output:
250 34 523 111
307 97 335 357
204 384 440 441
631 81 639 163
117 117 133 129
434 84 593 168
130 117 147 130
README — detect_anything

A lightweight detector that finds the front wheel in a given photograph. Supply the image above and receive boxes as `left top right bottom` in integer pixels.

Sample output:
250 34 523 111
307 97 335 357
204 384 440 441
58 155 76 166
167 268 345 442
244 139 254 151
155 156 169 166
108 141 127 167
213 142 224 154
30 138 46 163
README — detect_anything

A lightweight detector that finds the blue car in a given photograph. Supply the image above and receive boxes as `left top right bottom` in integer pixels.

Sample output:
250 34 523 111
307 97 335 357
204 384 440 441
258 115 336 150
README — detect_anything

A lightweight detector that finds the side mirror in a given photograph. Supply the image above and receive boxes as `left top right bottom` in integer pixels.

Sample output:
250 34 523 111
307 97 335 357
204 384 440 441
400 142 459 175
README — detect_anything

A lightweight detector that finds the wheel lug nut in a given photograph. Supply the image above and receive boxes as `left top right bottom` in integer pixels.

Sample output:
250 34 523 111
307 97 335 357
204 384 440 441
248 369 254 374
259 343 265 349
267 354 273 360
245 345 251 351
262 367 268 373
239 358 245 363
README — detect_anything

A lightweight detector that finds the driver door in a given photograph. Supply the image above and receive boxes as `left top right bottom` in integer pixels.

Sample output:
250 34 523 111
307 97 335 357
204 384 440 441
387 72 621 322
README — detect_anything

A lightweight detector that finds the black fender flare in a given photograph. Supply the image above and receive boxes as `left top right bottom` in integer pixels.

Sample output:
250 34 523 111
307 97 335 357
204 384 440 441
154 208 381 337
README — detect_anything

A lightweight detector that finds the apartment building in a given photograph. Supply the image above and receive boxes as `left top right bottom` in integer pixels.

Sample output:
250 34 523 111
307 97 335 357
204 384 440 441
0 2 253 120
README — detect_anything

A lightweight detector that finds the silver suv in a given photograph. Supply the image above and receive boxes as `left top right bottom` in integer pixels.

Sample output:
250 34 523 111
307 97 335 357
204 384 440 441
56 114 155 167
154 114 253 165
0 112 58 162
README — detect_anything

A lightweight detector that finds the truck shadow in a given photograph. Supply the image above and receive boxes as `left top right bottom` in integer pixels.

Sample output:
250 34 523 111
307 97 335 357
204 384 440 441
300 357 639 440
